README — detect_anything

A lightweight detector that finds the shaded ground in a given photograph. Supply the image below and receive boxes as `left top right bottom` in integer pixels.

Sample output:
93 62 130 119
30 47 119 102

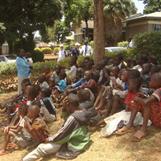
0 93 161 161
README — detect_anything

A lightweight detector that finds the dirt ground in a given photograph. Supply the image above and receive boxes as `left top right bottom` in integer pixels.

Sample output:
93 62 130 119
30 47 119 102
0 92 161 161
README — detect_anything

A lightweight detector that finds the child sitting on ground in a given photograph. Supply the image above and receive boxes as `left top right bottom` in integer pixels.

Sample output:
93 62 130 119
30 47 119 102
0 103 28 155
37 75 49 90
39 88 56 122
77 88 95 110
116 72 161 141
23 93 93 161
23 101 49 143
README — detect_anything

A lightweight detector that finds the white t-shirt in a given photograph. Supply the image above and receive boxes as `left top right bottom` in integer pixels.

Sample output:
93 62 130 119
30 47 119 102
19 117 32 139
57 49 66 62
81 45 92 56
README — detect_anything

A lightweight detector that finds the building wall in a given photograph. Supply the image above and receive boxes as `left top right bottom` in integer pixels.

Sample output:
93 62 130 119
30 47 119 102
126 19 161 39
126 20 149 39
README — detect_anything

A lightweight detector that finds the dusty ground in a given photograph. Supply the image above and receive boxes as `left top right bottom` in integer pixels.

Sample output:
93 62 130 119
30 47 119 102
0 92 161 161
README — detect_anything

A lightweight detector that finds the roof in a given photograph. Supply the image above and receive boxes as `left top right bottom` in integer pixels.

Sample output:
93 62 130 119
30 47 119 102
125 12 161 22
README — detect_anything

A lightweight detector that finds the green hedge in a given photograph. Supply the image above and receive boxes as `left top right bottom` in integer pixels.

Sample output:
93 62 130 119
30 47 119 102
134 31 161 62
0 61 57 76
117 41 128 47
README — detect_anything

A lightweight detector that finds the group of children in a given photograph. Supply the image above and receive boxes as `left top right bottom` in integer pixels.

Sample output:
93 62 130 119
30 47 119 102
0 54 161 160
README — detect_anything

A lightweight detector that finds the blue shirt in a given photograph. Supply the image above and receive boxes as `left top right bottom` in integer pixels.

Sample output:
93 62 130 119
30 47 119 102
58 79 67 92
16 56 30 77
71 78 86 89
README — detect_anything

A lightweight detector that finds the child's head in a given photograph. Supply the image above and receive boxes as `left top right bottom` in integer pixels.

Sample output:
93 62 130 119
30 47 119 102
114 54 123 66
55 65 61 75
128 78 142 92
27 85 40 101
66 93 80 114
76 68 84 80
18 103 28 117
40 88 52 98
96 60 106 70
77 89 90 102
142 63 151 75
83 57 93 70
38 75 46 83
43 67 51 76
110 66 119 78
48 79 55 88
103 67 110 78
21 78 31 93
128 69 140 80
92 70 100 82
59 72 66 80
28 101 40 119
84 70 92 80
120 69 128 82
149 72 161 89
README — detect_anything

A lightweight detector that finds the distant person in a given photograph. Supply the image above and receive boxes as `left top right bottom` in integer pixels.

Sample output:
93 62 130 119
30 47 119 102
128 38 134 48
81 42 92 56
16 49 32 94
71 42 80 58
57 44 66 62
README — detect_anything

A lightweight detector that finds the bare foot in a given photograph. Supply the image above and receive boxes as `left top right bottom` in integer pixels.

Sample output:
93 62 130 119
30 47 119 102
0 149 9 156
132 130 147 142
115 126 135 135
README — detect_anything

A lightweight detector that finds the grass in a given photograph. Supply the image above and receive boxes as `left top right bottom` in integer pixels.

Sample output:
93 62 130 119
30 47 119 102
0 93 161 161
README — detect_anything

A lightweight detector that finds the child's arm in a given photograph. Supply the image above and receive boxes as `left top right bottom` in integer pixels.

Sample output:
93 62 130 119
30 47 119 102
9 126 22 133
144 95 158 106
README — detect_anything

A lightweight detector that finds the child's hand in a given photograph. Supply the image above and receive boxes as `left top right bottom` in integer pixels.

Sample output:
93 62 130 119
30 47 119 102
134 96 145 106
4 126 10 133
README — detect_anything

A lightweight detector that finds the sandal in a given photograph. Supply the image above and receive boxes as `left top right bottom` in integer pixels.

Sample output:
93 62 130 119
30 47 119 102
115 126 135 135
131 130 147 142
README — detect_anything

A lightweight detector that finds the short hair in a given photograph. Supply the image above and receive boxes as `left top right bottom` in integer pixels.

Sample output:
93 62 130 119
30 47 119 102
68 93 79 107
77 89 90 101
41 88 52 97
128 69 140 79
21 78 31 86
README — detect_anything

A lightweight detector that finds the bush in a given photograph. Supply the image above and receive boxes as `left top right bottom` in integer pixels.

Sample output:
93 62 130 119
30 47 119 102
0 61 58 77
77 55 93 66
41 47 52 54
53 47 60 54
89 41 94 48
117 41 128 47
58 57 71 68
134 32 161 62
105 48 137 59
32 50 44 63
0 62 16 75
34 47 53 54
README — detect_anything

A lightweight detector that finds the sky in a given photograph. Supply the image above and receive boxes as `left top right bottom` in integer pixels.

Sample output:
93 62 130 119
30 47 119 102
133 0 145 13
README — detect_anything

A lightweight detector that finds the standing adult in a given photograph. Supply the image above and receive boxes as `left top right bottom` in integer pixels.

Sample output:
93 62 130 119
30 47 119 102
16 49 31 94
81 42 92 56
57 44 66 62
71 42 80 58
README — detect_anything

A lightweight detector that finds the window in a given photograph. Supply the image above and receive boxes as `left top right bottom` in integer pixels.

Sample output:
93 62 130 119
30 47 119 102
154 24 161 31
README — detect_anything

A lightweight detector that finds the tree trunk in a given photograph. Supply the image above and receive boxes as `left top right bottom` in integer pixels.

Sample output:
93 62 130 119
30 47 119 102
93 0 105 64
85 19 89 38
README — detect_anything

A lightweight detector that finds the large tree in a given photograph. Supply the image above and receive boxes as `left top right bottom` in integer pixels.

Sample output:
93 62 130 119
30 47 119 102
63 0 93 38
104 0 137 45
93 0 105 64
0 0 62 53
143 0 161 13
